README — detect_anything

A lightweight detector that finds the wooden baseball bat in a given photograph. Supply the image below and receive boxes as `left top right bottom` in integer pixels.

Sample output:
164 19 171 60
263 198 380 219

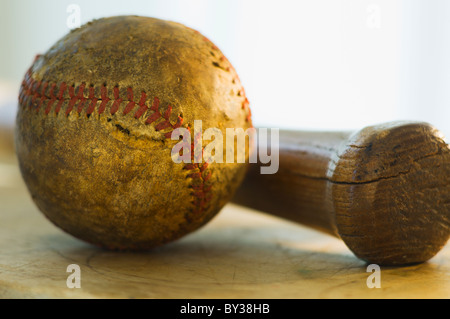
232 121 450 266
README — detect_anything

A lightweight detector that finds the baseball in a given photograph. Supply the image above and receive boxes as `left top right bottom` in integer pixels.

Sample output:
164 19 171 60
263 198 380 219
15 16 252 249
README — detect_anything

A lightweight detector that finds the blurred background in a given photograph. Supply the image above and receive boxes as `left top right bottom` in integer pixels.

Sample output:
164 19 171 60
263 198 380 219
0 0 449 138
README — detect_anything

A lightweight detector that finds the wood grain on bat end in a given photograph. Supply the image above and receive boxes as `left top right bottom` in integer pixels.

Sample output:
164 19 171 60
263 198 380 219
329 121 450 265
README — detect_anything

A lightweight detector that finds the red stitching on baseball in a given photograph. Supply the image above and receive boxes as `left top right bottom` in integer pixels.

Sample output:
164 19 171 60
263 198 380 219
111 86 122 115
18 61 235 218
45 83 57 115
55 82 67 114
145 97 162 125
123 87 135 115
36 82 48 112
67 85 76 116
99 85 109 114
241 97 251 123
179 133 213 215
78 83 87 113
134 92 148 119
86 86 97 115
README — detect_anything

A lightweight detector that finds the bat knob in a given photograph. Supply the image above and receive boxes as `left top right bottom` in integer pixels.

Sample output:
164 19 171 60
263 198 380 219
329 121 450 265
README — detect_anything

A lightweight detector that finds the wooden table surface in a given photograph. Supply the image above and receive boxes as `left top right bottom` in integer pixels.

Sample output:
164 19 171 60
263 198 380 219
0 130 449 299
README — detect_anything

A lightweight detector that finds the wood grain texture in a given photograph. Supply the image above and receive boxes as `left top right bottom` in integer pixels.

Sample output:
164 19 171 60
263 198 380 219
233 122 450 265
0 146 450 298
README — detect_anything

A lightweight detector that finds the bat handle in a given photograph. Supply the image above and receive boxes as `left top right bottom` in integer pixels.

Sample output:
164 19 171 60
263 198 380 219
232 121 450 265
234 129 350 236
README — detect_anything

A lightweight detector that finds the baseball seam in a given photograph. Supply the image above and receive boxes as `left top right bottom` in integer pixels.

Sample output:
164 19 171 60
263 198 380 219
201 33 252 123
18 64 221 219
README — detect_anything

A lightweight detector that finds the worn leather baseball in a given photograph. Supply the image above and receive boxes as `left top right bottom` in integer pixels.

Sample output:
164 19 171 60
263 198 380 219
16 16 252 249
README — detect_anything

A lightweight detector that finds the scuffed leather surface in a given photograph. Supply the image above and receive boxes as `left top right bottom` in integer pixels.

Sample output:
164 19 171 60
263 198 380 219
15 16 252 249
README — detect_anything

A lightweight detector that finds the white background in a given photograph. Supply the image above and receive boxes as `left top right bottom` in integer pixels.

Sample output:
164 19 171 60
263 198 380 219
0 0 449 138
